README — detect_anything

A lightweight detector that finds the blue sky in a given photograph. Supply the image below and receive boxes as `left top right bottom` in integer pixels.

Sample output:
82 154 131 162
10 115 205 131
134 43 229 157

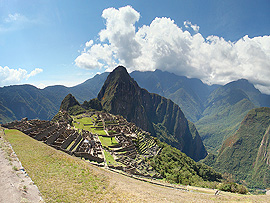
0 0 270 93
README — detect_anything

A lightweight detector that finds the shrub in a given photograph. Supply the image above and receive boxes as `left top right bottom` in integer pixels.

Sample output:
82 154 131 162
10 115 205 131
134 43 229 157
237 184 249 194
217 182 248 194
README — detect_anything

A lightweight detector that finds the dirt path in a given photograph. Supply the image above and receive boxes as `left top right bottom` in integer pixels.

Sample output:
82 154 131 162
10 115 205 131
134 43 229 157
0 129 43 203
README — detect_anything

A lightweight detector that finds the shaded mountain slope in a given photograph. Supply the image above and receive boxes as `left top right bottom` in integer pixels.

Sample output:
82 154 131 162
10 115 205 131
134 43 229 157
195 81 257 152
131 71 270 154
0 102 16 123
209 107 270 188
98 66 207 161
0 85 58 121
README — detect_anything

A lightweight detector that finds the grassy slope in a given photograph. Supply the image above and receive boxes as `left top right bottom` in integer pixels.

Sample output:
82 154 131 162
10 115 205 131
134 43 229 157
2 128 270 202
3 129 124 203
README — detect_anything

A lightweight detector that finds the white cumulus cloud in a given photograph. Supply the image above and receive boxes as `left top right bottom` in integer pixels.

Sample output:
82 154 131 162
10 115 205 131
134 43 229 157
0 66 43 86
75 5 270 94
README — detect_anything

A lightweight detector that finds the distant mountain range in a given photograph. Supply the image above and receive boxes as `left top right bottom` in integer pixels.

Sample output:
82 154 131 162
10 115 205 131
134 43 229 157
0 72 108 123
1 68 270 155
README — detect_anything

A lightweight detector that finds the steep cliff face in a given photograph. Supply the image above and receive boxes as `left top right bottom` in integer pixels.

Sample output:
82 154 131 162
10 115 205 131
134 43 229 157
98 67 153 132
98 66 207 161
213 107 270 188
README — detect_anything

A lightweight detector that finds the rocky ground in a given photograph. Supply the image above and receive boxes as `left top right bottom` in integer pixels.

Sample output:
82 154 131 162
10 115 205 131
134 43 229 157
0 129 43 203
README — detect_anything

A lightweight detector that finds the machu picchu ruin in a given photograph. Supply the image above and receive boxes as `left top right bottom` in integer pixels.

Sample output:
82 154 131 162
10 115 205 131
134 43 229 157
2 110 162 178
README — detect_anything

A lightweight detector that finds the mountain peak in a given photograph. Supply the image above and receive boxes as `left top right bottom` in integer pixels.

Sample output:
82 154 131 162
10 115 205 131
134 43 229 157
225 78 260 93
60 94 80 111
97 66 207 161
103 66 133 86
110 65 130 79
112 65 129 74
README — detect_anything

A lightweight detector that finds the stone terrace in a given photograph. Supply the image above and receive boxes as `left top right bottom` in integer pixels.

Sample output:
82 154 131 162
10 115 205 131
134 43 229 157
96 112 161 177
2 118 104 164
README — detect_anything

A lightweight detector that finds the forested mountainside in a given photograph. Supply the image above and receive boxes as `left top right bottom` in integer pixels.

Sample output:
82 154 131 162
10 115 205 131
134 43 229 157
131 71 270 153
203 107 270 189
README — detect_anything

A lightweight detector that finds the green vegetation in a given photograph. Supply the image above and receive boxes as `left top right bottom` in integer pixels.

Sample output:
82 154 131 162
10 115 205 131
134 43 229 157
103 150 122 166
82 98 103 111
207 107 270 189
68 105 86 115
72 116 107 135
0 103 16 124
3 129 124 202
150 139 222 186
217 182 248 194
0 85 59 123
60 94 86 116
99 136 118 147
196 98 255 153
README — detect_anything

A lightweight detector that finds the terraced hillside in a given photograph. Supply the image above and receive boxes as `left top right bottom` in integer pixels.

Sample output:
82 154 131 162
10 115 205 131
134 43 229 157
72 112 161 178
3 107 224 188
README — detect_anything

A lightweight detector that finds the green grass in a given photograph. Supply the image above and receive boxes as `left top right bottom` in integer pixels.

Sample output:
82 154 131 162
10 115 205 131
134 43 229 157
3 129 124 202
71 138 83 152
73 117 107 135
98 136 118 147
103 150 122 166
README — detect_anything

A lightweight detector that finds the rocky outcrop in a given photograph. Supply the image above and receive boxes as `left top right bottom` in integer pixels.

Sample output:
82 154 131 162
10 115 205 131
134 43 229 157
98 66 207 161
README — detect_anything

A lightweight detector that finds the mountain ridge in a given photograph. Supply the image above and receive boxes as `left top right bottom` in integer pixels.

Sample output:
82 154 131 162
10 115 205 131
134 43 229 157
0 69 270 155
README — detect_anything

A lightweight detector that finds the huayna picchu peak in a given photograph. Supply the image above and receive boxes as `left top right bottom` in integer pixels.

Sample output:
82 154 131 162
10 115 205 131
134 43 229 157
98 66 207 161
